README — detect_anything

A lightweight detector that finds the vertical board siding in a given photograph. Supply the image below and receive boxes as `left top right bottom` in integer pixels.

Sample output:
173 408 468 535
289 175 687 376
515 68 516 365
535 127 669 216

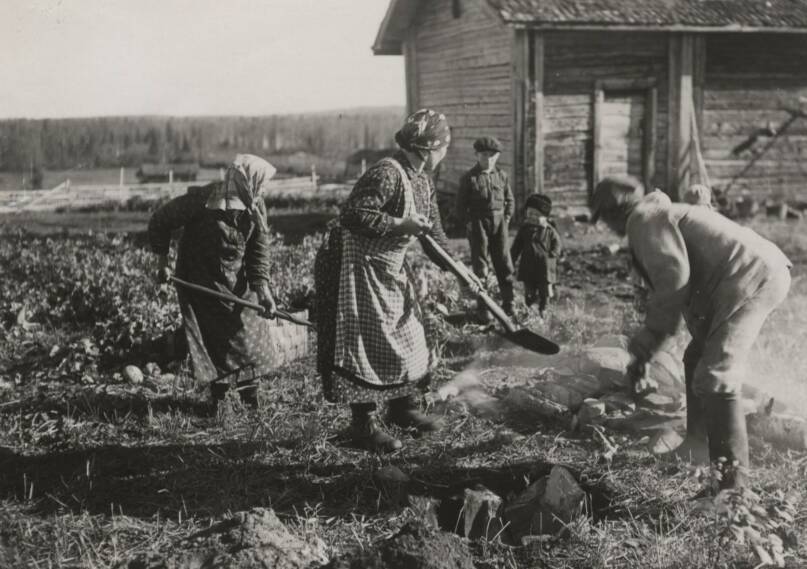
543 32 670 208
412 0 513 207
702 34 807 202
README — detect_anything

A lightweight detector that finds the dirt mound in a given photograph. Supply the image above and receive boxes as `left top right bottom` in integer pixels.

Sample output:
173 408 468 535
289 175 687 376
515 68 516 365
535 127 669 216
326 521 474 569
123 507 327 569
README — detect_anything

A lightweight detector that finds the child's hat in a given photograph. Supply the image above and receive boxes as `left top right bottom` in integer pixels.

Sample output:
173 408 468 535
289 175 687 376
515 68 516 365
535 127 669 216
473 136 502 153
526 193 552 216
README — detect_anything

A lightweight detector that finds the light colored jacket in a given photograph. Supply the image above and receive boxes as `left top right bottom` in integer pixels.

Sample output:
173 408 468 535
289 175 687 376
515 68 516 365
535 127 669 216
627 191 791 359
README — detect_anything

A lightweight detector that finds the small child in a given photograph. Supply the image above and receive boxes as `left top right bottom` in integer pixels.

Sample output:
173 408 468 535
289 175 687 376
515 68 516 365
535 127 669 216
510 194 562 318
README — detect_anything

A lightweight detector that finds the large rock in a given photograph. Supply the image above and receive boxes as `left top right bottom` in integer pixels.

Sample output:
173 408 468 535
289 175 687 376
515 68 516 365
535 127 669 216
326 521 475 569
503 466 586 540
578 347 632 389
123 508 327 569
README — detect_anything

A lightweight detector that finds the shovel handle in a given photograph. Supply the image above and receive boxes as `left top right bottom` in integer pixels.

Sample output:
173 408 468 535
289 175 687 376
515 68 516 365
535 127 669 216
170 277 313 327
421 235 517 333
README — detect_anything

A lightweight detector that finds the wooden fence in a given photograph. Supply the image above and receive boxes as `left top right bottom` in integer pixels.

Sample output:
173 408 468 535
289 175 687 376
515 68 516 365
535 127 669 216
0 176 324 213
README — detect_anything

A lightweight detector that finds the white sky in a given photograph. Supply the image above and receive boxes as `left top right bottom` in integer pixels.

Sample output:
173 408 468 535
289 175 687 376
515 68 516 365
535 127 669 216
0 0 405 118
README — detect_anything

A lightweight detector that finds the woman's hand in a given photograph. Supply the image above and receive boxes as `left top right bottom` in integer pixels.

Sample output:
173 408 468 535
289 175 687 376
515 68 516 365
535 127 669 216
156 255 172 284
392 213 432 236
255 283 277 319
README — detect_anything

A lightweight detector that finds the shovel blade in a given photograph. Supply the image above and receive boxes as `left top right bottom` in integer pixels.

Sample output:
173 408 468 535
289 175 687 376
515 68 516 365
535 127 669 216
503 328 560 355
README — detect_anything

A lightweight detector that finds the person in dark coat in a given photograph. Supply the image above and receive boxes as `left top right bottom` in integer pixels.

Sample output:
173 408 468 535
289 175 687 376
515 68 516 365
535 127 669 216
148 154 279 390
510 193 562 318
455 136 515 318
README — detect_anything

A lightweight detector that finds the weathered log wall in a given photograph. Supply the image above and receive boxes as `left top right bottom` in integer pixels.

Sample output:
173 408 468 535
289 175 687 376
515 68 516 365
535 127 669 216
542 32 670 209
702 34 807 202
410 0 513 206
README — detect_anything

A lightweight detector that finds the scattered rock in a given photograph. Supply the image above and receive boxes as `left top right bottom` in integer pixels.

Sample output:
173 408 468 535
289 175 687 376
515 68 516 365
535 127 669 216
123 507 328 569
439 486 504 540
492 428 524 445
578 347 631 389
564 374 603 398
638 393 680 412
326 521 475 569
144 362 161 378
123 365 144 385
534 383 585 409
648 429 684 454
646 351 684 398
577 398 606 428
374 465 410 485
601 392 636 414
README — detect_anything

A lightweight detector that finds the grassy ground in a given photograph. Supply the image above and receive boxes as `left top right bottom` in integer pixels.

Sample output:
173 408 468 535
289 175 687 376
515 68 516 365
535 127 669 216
0 218 806 568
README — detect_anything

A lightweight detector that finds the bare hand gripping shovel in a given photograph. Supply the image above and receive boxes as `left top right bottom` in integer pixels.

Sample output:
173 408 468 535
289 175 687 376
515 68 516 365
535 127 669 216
421 235 560 355
170 276 313 327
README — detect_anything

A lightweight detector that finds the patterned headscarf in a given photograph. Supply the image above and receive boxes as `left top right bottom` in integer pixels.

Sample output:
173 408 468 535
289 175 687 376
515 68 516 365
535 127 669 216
206 154 276 232
394 108 451 153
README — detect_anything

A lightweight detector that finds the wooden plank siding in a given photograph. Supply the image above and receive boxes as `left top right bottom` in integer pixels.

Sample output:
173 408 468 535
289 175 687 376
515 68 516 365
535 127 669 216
701 34 807 201
410 0 514 210
541 32 670 208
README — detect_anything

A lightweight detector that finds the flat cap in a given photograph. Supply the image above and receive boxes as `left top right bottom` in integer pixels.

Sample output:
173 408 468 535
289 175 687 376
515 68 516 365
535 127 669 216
473 136 502 153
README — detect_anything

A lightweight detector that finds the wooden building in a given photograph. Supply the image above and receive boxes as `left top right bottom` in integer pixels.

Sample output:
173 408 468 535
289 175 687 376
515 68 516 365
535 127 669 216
373 0 807 214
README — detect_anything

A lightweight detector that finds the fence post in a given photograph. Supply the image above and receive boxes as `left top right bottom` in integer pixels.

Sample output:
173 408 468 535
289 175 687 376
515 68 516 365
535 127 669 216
169 169 174 184
311 165 318 189
119 167 125 187
361 158 367 175
219 167 225 181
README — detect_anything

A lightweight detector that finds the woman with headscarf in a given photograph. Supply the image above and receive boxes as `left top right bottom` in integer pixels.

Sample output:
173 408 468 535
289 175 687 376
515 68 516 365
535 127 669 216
315 109 469 453
148 154 279 387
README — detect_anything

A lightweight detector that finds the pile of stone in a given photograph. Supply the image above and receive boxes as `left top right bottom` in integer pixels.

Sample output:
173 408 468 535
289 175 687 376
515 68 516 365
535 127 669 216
438 334 807 453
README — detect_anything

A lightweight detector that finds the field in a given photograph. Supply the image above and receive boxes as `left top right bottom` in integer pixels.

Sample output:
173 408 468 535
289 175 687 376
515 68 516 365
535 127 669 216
1 215 806 568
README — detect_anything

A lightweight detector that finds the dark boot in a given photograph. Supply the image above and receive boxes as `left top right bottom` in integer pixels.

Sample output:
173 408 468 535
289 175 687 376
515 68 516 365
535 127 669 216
704 393 749 491
500 281 515 317
351 403 402 453
388 394 444 434
662 351 709 464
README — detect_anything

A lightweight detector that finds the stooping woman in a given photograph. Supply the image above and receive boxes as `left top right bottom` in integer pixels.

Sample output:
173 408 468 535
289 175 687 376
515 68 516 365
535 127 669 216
315 109 472 453
148 154 280 390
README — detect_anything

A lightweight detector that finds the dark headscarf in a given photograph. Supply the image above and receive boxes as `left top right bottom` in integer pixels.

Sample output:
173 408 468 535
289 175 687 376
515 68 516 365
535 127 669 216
394 108 451 153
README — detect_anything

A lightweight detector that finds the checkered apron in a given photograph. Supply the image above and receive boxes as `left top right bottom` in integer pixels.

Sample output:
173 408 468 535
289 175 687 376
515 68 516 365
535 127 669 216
334 158 430 388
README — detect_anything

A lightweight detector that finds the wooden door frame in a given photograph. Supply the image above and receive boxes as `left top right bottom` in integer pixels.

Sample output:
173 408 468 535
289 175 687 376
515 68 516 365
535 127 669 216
592 78 658 191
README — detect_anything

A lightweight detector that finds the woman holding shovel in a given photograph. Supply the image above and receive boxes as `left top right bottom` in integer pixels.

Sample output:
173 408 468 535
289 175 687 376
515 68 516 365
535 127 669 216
315 109 477 453
148 154 280 389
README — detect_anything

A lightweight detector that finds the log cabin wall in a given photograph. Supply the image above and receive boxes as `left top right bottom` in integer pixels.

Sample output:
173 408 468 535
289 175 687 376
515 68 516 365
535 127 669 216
541 31 670 209
702 34 807 202
409 0 513 211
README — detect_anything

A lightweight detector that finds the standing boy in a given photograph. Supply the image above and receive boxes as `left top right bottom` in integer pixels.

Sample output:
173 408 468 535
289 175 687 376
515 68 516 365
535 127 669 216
456 136 515 318
510 194 562 318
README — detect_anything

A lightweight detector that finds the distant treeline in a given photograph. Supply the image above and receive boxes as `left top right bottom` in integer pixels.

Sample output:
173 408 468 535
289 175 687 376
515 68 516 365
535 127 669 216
0 108 405 173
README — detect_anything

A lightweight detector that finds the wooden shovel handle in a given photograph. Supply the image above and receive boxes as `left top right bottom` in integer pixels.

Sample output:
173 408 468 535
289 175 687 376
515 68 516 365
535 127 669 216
421 235 517 333
170 277 313 327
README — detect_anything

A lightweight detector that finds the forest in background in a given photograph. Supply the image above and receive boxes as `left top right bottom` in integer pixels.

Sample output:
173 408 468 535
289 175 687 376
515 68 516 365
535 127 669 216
0 107 404 186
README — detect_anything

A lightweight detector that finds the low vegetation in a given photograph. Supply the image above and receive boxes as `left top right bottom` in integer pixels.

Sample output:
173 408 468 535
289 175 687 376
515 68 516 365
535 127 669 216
0 218 805 568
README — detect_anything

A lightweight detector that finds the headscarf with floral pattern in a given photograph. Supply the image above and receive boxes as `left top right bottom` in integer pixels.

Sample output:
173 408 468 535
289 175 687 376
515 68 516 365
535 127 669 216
394 108 451 153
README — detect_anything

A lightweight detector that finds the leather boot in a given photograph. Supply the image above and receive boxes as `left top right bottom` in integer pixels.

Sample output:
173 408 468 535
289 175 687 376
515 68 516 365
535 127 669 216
387 394 444 434
351 403 402 453
705 393 749 491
